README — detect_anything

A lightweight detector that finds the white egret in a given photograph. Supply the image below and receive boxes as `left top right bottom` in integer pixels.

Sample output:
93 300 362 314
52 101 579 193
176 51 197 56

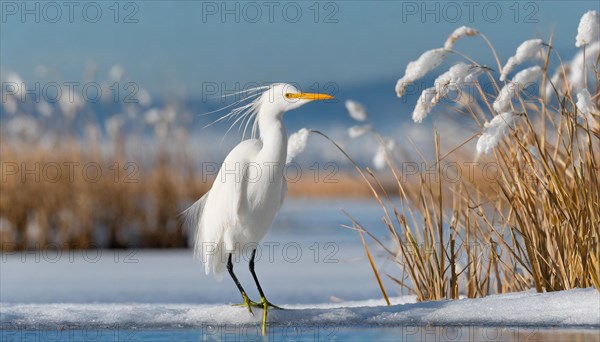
183 83 333 316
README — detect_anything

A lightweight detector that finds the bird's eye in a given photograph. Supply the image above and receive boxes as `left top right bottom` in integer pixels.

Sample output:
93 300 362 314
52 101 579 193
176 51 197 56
284 93 292 99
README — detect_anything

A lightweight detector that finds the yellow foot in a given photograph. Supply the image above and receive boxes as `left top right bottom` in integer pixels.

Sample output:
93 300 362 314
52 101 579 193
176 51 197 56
259 297 282 336
262 302 268 336
258 297 284 310
231 294 260 314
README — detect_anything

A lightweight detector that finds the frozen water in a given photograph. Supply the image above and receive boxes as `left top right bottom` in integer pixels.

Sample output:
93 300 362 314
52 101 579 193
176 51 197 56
1 289 598 330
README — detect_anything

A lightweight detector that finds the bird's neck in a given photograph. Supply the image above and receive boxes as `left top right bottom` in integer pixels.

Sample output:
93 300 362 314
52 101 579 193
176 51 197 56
257 109 287 164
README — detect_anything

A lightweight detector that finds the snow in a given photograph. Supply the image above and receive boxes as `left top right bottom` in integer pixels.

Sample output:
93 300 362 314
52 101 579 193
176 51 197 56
345 100 369 122
444 26 479 50
348 124 371 138
500 39 544 81
576 89 599 129
396 48 448 97
1 289 598 329
494 66 542 113
286 128 310 164
576 10 600 47
544 42 600 97
569 42 600 91
577 89 597 115
432 63 485 105
412 87 437 123
5 116 40 140
512 65 543 85
409 64 486 123
36 100 53 118
108 64 126 82
373 139 395 170
136 88 153 107
476 112 516 154
58 92 84 119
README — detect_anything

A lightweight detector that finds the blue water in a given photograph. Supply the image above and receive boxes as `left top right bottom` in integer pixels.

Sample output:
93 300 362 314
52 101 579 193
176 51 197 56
2 327 598 342
0 198 398 305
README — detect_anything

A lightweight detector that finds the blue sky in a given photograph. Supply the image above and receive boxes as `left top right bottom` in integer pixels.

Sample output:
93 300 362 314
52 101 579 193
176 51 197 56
1 1 598 98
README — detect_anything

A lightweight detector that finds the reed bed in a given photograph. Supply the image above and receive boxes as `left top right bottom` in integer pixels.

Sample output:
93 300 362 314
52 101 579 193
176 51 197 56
0 139 377 250
345 19 599 300
0 142 204 250
0 136 375 251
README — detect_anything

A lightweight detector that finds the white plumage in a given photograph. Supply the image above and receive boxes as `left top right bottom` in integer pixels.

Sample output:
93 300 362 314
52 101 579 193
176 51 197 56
183 84 332 280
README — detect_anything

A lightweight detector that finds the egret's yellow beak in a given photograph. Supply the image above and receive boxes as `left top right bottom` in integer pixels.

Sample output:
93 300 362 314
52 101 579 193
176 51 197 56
286 92 334 100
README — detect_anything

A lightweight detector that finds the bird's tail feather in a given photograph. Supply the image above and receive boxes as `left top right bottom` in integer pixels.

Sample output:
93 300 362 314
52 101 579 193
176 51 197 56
207 243 227 281
181 192 209 256
182 191 227 281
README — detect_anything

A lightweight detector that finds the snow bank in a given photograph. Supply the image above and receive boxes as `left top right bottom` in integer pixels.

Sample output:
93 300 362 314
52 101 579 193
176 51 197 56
2 289 598 330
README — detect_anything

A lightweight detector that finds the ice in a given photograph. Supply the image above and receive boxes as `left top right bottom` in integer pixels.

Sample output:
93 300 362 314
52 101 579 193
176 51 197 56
1 289 598 329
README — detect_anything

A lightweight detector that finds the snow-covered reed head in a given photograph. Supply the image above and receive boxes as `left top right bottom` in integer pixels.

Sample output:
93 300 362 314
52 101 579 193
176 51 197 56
500 39 545 81
576 89 600 130
286 128 310 164
576 10 600 47
411 63 487 123
476 112 517 154
431 63 487 105
59 92 84 120
568 42 600 91
348 124 371 139
396 48 448 97
544 42 600 98
373 138 396 170
444 26 479 50
344 99 371 138
412 87 437 123
345 100 368 122
109 64 126 82
494 66 542 114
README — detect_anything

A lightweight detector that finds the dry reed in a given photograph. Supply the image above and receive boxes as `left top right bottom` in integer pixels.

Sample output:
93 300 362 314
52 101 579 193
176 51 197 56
348 30 599 301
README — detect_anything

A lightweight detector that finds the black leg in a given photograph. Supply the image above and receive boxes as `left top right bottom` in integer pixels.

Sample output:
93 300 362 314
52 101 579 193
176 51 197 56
227 253 248 298
249 249 266 298
227 253 256 313
249 249 283 310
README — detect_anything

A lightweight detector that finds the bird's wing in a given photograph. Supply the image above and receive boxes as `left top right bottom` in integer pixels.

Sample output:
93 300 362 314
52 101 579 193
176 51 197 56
279 177 288 206
219 139 263 225
181 190 209 245
192 139 262 278
200 139 262 233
